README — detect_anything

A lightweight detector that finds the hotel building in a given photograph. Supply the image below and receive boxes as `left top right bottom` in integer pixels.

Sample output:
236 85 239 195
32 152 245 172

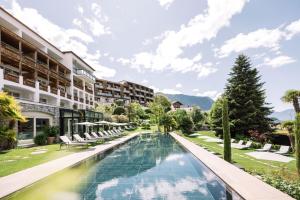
0 7 153 145
94 79 154 106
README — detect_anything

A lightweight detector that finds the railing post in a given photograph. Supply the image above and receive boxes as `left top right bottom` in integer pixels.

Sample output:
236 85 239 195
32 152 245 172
20 75 23 85
0 68 3 90
34 81 39 103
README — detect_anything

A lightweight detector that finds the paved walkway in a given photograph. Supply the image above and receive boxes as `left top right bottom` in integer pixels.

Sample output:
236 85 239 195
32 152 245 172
246 152 295 163
169 132 294 200
0 132 140 198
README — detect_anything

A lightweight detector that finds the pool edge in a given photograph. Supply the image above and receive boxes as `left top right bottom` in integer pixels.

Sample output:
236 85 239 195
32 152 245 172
169 132 294 200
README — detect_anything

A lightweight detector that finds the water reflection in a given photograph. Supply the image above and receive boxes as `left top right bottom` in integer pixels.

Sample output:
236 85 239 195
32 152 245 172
4 133 239 200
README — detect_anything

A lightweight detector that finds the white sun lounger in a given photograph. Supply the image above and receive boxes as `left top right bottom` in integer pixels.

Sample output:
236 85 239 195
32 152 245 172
73 134 97 143
274 145 290 155
59 136 87 149
235 141 252 150
256 144 272 152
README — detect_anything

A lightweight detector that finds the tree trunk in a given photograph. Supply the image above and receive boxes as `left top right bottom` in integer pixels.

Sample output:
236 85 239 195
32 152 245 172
295 113 300 176
222 98 231 162
293 97 300 113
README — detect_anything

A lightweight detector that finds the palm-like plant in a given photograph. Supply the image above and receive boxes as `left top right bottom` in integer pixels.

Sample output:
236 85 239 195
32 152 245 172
281 90 300 113
0 92 27 124
282 120 295 151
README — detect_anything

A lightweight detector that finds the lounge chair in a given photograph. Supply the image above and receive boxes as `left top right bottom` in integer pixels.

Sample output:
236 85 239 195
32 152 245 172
59 136 87 149
91 132 109 139
84 132 104 141
256 143 272 152
73 134 97 143
98 131 111 139
235 141 252 150
274 145 290 155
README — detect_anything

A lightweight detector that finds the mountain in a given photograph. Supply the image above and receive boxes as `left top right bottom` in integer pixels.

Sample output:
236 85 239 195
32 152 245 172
270 109 295 121
161 93 214 111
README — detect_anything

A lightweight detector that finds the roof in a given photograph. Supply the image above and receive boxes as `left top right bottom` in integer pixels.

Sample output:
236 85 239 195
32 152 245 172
172 101 183 105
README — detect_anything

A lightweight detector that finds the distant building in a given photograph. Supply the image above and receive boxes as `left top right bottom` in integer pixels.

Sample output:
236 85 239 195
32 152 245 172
171 101 183 110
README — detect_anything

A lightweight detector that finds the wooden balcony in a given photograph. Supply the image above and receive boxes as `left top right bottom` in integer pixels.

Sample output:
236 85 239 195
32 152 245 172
50 87 58 95
23 79 35 88
90 101 93 105
79 98 84 103
86 100 90 104
22 56 35 68
39 84 48 91
85 86 93 94
1 42 21 61
37 63 48 74
74 82 83 90
60 91 65 97
74 96 78 101
4 72 19 83
67 94 72 99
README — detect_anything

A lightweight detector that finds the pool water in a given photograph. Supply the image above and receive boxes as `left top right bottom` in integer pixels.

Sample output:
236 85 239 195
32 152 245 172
5 133 241 200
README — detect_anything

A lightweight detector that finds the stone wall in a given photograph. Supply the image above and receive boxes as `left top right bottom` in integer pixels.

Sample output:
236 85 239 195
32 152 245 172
20 102 60 125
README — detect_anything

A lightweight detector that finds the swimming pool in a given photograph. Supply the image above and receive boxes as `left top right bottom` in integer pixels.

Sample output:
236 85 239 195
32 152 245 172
4 133 242 200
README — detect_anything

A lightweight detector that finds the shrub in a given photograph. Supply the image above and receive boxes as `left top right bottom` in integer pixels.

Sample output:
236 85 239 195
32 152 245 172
180 116 194 134
261 175 300 199
113 106 126 115
34 134 47 145
44 126 59 137
0 126 17 150
141 122 151 130
249 130 271 143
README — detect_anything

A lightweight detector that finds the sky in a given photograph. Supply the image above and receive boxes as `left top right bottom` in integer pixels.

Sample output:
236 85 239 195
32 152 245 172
1 0 300 112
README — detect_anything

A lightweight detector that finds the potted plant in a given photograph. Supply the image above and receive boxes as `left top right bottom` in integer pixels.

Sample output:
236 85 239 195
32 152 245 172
44 126 59 145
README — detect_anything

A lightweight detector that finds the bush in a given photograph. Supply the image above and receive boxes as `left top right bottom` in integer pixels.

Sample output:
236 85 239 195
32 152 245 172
261 175 300 199
113 106 126 115
44 126 59 137
34 134 47 145
0 126 17 150
249 130 271 143
180 116 194 134
141 122 151 130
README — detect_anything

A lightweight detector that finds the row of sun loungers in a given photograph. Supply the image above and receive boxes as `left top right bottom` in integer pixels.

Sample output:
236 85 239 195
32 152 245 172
59 129 126 149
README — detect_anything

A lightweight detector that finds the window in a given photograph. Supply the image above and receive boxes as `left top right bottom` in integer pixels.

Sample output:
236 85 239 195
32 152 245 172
18 118 34 140
36 118 49 135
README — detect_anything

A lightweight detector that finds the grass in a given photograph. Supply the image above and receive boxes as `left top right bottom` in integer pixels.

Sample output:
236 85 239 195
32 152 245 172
181 131 297 180
0 128 144 177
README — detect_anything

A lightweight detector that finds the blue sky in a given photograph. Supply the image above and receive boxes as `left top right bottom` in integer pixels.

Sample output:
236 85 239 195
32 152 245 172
1 0 300 111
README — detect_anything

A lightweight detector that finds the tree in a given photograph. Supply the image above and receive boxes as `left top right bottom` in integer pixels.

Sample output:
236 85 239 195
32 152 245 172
149 95 171 131
295 114 300 176
114 99 125 107
179 115 194 134
282 120 295 151
113 106 126 115
190 106 204 130
160 113 176 133
225 55 272 136
281 90 300 113
209 97 224 136
222 98 231 162
126 102 144 122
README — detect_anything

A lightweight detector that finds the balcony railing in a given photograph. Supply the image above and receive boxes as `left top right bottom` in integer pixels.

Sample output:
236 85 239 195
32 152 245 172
67 94 72 99
22 56 35 68
90 101 93 105
85 86 93 94
79 98 84 103
60 91 65 97
23 79 35 88
75 69 96 82
4 72 19 83
50 87 58 95
37 63 48 74
74 82 83 90
74 96 78 101
39 84 48 91
1 42 21 60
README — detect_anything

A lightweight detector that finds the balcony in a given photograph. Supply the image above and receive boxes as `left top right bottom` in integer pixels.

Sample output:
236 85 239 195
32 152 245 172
74 82 83 90
85 86 93 94
67 94 72 99
75 69 96 82
50 87 58 95
37 62 48 74
74 96 78 101
79 98 84 103
4 72 19 83
22 56 35 68
86 100 90 104
39 83 48 91
1 42 21 61
90 101 93 105
60 91 65 97
23 79 35 88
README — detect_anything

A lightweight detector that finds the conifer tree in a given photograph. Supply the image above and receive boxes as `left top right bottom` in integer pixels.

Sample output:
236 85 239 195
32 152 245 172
225 55 272 136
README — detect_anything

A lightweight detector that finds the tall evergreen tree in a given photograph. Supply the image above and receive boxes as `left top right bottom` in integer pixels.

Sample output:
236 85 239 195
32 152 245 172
225 55 272 136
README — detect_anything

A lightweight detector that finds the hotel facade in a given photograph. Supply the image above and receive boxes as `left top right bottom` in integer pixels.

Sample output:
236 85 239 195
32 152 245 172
0 8 153 145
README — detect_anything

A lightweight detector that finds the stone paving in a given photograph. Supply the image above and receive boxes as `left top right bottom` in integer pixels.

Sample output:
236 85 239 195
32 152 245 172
246 152 295 163
169 132 294 200
0 132 140 199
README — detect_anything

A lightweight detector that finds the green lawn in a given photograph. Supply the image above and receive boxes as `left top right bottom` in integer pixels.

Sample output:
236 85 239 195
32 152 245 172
181 131 297 180
0 128 144 177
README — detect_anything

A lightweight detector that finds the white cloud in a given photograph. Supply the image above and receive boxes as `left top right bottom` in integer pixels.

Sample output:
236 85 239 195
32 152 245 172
6 0 115 78
77 5 84 14
197 90 222 100
216 18 300 57
175 83 182 88
262 55 296 68
119 0 247 78
142 79 149 84
72 18 83 28
161 88 182 94
192 89 199 92
157 0 175 9
84 18 111 37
